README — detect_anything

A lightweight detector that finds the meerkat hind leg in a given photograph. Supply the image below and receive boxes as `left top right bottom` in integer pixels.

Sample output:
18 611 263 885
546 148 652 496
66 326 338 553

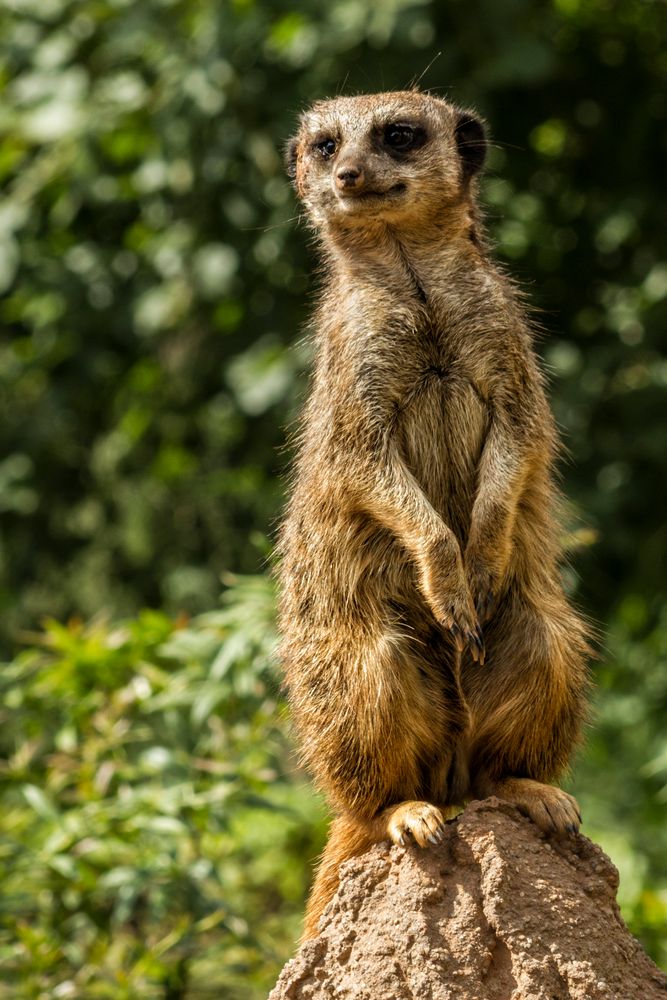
302 801 449 940
490 776 581 835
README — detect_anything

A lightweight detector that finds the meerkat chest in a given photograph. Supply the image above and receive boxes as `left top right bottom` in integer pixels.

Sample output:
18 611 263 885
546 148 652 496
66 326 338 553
395 356 489 510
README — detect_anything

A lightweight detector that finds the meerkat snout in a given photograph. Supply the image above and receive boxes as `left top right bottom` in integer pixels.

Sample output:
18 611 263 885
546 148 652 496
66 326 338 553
335 162 365 192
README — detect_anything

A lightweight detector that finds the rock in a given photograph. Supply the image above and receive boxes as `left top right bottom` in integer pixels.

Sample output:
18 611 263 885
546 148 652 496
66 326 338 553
269 798 667 1000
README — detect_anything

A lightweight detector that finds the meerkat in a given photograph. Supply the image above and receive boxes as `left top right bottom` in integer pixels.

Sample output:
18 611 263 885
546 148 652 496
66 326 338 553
277 90 590 941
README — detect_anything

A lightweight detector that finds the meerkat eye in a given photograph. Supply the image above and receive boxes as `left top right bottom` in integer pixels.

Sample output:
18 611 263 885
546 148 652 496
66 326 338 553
314 138 337 159
384 123 418 150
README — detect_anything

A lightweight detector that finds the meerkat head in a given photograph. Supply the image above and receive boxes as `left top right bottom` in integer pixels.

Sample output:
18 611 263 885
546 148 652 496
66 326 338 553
285 91 486 232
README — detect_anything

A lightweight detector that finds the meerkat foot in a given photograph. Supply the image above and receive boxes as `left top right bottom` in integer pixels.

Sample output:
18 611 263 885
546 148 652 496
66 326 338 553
383 800 446 847
491 777 581 835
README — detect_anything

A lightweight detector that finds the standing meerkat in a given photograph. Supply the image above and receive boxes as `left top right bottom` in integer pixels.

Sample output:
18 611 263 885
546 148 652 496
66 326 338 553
277 90 590 941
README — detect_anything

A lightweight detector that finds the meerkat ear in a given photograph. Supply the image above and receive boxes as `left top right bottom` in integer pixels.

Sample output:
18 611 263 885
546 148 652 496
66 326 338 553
285 136 299 182
454 112 487 179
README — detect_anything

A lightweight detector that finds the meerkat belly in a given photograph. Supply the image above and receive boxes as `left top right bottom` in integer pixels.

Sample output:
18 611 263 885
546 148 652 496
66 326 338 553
398 372 488 540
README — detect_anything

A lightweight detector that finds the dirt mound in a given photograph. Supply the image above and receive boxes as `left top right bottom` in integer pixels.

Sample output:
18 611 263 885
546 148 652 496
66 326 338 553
269 797 667 1000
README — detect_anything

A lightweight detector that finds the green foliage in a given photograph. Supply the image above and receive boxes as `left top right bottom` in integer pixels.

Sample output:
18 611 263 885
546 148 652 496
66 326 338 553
0 577 325 997
575 598 667 968
0 0 666 989
1 588 665 996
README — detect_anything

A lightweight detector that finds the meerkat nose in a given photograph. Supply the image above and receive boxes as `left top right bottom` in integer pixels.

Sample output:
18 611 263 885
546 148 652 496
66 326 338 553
335 163 365 191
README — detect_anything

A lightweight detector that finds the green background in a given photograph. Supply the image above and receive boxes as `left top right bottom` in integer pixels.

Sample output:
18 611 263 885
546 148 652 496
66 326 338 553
0 0 666 995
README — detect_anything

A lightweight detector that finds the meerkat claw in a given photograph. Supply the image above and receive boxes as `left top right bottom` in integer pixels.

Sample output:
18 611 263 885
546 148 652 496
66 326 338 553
449 622 464 652
466 626 486 665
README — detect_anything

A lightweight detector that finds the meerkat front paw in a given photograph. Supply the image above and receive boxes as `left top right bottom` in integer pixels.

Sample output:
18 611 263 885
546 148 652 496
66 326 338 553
465 552 506 624
438 596 485 664
424 594 484 663
419 543 485 663
384 800 447 847
468 566 498 623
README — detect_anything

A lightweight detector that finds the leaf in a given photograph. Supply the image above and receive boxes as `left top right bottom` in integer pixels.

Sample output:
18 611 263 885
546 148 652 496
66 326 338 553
22 784 60 821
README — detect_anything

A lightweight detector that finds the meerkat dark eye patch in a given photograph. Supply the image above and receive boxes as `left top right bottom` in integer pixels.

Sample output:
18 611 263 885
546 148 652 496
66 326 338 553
314 137 337 159
382 122 426 153
454 113 487 178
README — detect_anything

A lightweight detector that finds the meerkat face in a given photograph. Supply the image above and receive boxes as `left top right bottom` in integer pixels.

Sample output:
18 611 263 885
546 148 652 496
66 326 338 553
286 91 486 231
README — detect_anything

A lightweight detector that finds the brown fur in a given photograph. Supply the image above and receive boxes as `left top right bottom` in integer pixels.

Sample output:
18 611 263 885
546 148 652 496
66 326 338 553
277 91 591 941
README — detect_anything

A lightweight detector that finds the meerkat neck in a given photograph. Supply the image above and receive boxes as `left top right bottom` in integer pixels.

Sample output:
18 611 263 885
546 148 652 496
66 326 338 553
323 210 483 307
